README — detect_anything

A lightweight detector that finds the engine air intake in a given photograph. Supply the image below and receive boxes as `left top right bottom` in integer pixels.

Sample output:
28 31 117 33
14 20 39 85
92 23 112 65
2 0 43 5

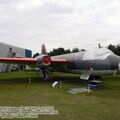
42 56 51 65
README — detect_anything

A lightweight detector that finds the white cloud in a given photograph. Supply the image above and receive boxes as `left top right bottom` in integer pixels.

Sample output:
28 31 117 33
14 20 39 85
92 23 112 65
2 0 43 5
17 0 43 10
0 0 120 53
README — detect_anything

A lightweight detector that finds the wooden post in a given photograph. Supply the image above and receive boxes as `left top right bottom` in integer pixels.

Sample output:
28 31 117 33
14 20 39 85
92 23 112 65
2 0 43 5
113 70 117 76
29 78 31 84
59 81 62 88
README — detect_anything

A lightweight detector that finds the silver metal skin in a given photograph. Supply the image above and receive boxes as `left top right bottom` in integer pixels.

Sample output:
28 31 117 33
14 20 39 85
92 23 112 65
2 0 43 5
51 48 120 75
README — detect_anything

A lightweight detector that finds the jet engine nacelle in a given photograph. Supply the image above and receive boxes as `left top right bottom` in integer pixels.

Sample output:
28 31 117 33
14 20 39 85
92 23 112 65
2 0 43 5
36 54 51 67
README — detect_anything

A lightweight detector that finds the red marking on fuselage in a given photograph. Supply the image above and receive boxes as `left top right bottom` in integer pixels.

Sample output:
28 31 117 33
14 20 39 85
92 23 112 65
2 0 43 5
51 59 67 63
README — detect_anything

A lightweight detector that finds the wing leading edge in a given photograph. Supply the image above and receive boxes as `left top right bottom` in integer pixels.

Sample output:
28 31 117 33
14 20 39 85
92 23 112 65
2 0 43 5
0 58 67 65
0 58 37 65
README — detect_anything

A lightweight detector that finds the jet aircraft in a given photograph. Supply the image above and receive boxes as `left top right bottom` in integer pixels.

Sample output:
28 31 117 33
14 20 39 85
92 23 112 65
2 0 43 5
0 44 120 80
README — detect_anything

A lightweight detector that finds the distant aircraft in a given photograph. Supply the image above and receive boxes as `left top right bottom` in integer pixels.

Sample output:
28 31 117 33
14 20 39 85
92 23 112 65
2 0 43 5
0 44 120 80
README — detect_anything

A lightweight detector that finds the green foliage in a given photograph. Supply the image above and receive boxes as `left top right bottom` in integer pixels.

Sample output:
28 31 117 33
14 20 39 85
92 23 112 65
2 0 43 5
49 47 85 56
72 48 79 53
33 46 86 57
33 53 40 58
49 47 71 56
108 44 120 56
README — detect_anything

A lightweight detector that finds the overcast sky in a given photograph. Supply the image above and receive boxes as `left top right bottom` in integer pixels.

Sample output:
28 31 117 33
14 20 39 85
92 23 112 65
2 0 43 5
0 0 120 53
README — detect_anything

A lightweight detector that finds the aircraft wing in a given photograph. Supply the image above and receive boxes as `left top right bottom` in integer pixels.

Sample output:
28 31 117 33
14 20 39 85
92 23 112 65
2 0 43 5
0 58 37 66
0 57 67 66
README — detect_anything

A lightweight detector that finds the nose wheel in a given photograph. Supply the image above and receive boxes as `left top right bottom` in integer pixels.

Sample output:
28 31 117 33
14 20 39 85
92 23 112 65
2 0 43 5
40 68 49 80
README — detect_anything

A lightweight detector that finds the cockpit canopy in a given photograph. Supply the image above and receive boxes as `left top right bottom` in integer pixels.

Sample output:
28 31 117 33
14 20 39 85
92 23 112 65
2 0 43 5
82 48 113 60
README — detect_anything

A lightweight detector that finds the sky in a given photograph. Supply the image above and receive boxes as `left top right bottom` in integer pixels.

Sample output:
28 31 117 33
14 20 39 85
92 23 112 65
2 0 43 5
0 0 120 54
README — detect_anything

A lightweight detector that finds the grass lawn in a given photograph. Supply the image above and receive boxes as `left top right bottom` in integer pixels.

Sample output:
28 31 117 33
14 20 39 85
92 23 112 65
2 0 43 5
0 71 119 120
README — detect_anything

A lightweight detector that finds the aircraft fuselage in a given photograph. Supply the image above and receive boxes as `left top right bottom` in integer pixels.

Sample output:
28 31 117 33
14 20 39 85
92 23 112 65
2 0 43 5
51 48 120 75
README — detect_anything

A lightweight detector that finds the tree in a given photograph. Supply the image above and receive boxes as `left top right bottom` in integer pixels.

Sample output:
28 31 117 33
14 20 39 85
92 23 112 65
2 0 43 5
33 53 40 58
80 49 86 51
72 48 79 53
116 45 120 56
108 44 116 53
49 48 70 56
48 46 87 56
65 49 71 54
108 44 120 56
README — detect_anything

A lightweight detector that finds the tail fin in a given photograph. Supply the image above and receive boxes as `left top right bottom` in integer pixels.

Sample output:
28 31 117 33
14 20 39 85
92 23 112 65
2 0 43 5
41 44 47 54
